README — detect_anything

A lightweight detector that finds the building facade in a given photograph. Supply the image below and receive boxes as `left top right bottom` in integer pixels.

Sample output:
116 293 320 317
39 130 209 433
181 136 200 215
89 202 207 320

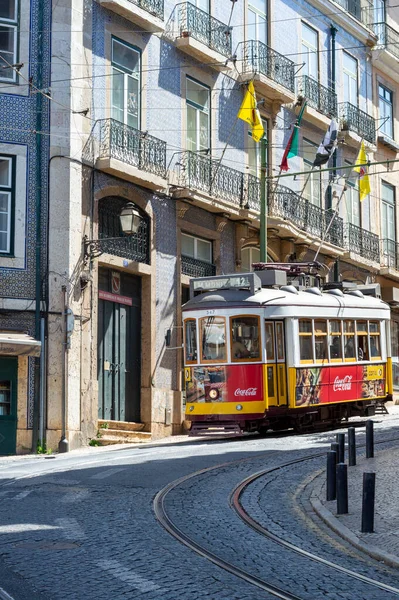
0 0 399 454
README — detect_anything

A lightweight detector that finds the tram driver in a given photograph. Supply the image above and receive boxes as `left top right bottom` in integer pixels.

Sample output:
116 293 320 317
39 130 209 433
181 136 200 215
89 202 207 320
232 339 250 359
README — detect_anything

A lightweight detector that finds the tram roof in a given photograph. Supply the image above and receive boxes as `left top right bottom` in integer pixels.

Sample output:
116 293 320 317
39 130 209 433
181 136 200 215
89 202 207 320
182 287 390 317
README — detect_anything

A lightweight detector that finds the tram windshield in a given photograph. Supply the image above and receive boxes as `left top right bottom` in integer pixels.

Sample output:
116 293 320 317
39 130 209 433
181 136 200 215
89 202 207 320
184 319 197 363
200 317 226 363
230 316 261 361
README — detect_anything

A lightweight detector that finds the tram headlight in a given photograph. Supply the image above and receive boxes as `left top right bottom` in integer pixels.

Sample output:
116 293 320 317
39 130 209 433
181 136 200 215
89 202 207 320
209 388 219 400
189 405 194 412
236 404 243 411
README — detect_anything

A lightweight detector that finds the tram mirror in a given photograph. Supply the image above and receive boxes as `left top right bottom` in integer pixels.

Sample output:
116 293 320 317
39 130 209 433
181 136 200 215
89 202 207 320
165 329 172 347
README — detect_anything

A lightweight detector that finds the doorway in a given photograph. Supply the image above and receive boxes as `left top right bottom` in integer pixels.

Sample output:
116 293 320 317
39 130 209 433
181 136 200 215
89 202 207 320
0 357 17 455
264 320 287 407
98 270 141 422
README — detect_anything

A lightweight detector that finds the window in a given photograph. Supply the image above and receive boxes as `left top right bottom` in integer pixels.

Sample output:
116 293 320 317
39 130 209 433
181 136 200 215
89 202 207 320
374 0 386 41
186 77 210 152
248 0 267 45
184 319 197 363
301 23 318 80
379 84 393 139
200 317 226 363
181 233 212 263
343 52 358 105
299 319 313 362
346 161 360 227
314 320 328 361
230 316 261 361
241 247 260 272
0 156 13 254
357 320 369 361
381 182 395 256
303 139 321 206
111 38 140 128
0 0 17 82
329 320 343 360
193 0 209 11
265 321 275 360
343 320 356 360
369 322 381 359
248 119 267 177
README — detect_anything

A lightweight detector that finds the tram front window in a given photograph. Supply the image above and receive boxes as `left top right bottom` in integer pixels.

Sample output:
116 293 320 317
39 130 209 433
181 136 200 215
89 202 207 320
184 319 197 363
200 317 226 363
230 316 261 361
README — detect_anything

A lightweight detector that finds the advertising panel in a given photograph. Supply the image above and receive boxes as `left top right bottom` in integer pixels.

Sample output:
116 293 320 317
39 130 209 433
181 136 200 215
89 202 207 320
186 364 263 403
295 364 386 407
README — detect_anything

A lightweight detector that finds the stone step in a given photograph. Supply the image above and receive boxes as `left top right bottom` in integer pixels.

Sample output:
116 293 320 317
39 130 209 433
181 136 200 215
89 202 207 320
97 429 152 445
98 420 145 432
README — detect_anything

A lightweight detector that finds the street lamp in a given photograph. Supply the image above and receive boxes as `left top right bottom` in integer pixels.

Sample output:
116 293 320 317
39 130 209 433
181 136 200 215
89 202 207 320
84 202 142 259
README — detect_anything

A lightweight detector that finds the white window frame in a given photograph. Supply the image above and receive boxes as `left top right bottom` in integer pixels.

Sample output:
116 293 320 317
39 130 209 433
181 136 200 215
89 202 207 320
301 22 318 81
0 1 18 83
181 232 212 263
303 139 321 207
0 156 13 255
379 84 393 139
381 181 395 245
241 246 260 272
248 1 268 45
343 51 358 106
186 76 210 152
111 38 141 129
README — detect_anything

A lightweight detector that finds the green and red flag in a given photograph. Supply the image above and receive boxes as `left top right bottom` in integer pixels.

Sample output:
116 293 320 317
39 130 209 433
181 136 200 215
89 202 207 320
279 102 307 172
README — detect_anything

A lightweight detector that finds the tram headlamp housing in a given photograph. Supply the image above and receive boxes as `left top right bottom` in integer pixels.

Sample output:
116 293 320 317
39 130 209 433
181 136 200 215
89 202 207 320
209 388 219 400
189 405 194 412
236 404 243 411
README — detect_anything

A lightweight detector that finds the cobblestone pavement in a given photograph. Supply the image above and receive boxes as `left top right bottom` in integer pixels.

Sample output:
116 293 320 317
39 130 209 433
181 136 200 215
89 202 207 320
0 411 397 600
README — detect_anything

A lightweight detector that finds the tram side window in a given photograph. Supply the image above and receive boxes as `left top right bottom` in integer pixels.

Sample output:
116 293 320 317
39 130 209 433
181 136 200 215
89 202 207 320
329 320 343 360
230 316 261 361
314 320 328 362
265 322 275 361
299 319 313 362
344 320 356 360
369 321 381 359
356 321 369 361
184 319 197 363
200 317 226 363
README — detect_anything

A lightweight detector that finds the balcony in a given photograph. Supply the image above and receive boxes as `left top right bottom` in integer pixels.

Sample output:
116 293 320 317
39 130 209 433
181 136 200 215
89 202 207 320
381 239 399 270
239 40 295 104
344 223 380 264
268 185 344 248
83 119 167 190
166 2 232 70
96 0 164 32
181 255 216 277
171 152 259 216
373 22 399 60
298 76 337 126
339 102 376 145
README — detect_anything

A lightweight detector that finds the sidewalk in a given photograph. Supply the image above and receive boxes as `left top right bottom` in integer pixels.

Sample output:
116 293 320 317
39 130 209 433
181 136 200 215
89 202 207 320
310 407 399 568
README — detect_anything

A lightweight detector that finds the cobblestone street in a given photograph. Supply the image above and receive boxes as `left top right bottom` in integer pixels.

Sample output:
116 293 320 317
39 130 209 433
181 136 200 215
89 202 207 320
0 411 398 600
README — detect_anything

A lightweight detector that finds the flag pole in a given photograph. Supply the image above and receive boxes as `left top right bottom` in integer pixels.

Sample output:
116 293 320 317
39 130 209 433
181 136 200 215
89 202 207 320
260 136 267 262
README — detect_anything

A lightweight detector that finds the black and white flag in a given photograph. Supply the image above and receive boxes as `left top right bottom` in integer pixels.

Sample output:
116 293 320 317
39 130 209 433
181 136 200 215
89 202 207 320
313 119 338 167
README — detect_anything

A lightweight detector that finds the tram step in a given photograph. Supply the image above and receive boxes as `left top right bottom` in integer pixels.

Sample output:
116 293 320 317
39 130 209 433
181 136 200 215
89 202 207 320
189 423 242 437
373 401 389 414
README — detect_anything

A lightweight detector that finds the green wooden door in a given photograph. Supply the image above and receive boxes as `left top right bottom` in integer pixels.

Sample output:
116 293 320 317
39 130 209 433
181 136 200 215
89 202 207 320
0 358 18 455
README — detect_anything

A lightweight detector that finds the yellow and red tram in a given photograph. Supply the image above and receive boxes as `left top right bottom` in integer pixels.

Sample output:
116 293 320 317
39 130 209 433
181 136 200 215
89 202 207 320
182 271 392 435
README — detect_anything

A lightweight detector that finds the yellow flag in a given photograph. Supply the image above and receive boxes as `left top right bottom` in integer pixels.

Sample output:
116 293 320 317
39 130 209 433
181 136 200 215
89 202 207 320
353 141 370 201
237 81 264 142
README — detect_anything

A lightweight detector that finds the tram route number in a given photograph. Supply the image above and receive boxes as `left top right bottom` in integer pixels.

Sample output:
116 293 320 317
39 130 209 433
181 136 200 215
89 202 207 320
185 368 192 382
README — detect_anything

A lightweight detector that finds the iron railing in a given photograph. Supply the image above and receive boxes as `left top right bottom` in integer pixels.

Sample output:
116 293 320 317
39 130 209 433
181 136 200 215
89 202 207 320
184 152 243 206
240 40 295 93
381 238 399 270
98 197 150 264
268 184 344 247
373 22 399 60
339 102 376 144
298 75 337 118
333 0 373 26
345 223 380 262
175 2 232 57
181 255 216 277
92 119 167 178
126 0 164 19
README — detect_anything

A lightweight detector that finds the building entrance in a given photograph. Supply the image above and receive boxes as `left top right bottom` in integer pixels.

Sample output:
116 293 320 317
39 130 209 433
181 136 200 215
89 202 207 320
0 357 18 455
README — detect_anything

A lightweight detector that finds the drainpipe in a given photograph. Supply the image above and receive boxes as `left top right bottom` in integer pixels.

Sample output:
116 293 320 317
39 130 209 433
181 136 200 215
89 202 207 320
59 285 69 453
330 24 340 282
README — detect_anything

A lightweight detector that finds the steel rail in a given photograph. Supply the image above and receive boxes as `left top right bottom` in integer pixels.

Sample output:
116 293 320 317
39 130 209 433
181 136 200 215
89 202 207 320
154 437 399 599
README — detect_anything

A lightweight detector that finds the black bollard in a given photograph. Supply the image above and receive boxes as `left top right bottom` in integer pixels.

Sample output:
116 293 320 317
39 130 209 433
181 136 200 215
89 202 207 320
366 420 374 459
336 463 348 514
361 472 376 533
331 442 339 461
336 433 345 463
326 451 337 501
348 427 356 466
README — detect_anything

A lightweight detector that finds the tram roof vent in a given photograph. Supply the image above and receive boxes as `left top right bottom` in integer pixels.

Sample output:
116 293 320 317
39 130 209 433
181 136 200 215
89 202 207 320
347 290 365 298
304 287 322 296
280 285 298 294
324 288 344 297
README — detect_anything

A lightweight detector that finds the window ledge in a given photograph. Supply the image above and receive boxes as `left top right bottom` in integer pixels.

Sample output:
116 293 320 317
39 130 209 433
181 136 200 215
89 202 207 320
377 134 399 152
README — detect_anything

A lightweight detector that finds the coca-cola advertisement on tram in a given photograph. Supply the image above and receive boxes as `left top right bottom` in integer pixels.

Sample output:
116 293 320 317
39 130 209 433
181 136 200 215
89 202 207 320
295 364 386 407
185 364 263 404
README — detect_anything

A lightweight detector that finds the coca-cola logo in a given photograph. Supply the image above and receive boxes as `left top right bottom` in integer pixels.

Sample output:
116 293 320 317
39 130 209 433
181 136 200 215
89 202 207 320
333 375 352 392
234 387 257 397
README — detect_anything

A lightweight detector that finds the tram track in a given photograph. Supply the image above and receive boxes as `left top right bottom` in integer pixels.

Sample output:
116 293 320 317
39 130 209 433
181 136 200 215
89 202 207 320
154 435 399 600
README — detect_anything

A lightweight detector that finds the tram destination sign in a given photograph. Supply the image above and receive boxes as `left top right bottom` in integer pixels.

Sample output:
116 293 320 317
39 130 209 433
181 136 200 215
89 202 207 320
190 273 262 297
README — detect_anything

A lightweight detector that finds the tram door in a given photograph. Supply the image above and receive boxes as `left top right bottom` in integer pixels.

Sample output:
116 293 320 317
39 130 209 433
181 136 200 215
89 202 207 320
264 321 287 407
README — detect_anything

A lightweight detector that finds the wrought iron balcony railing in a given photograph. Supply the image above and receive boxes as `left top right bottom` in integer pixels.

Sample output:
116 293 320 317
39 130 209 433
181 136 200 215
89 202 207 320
175 2 232 57
381 238 399 270
239 40 295 93
345 223 380 262
268 184 344 247
85 119 167 179
339 102 376 144
298 76 337 118
373 22 399 60
126 0 164 19
182 255 216 277
333 0 373 26
99 197 150 264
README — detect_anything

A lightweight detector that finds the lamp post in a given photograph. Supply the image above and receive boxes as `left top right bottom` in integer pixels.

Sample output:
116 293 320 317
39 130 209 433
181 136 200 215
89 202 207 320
84 202 142 260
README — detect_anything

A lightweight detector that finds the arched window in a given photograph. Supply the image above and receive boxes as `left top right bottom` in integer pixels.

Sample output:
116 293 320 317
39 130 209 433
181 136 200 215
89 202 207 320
240 247 273 272
98 197 150 264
